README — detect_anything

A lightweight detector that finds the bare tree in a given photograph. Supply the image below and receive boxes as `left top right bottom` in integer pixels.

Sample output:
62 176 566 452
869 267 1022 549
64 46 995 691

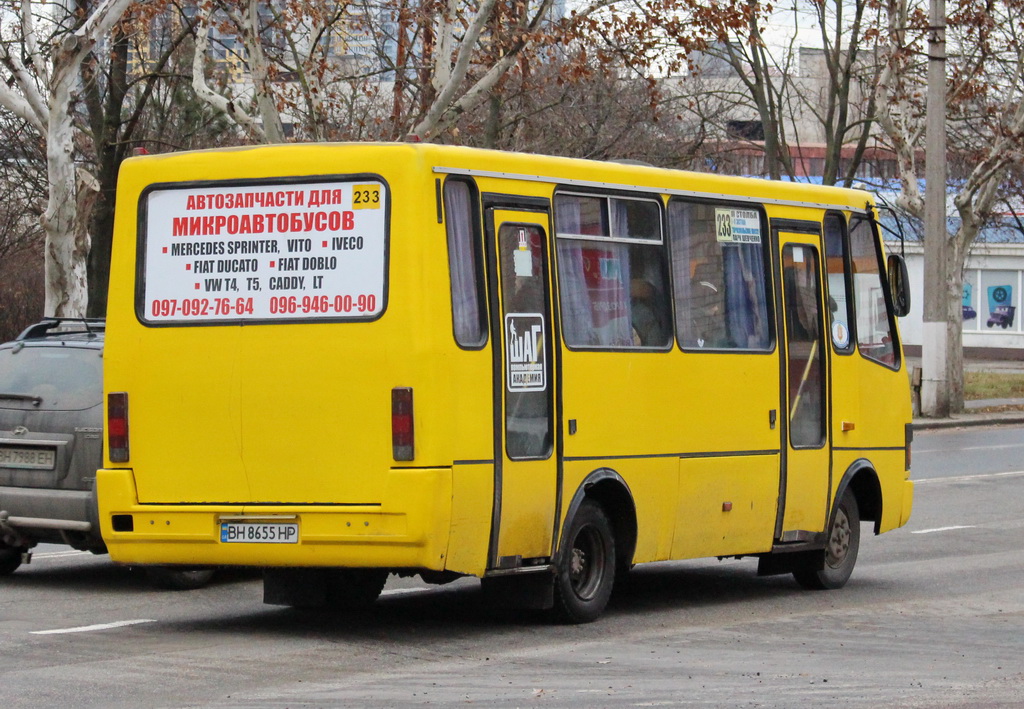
0 0 135 317
804 0 880 186
874 0 1024 414
0 116 46 339
81 4 208 315
190 0 380 142
669 0 883 185
185 1 750 145
453 49 690 166
704 4 798 179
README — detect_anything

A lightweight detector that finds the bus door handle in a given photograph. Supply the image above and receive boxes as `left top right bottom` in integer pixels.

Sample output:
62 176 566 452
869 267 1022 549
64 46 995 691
769 410 777 430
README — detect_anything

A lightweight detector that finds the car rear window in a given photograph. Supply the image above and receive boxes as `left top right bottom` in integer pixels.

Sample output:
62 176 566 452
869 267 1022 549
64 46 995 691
0 347 102 411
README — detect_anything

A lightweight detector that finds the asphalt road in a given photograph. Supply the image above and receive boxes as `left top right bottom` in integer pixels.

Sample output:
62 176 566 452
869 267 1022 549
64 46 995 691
1 426 1022 708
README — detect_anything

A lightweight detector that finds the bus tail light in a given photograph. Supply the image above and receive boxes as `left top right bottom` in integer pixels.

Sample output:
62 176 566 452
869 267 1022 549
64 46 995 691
108 392 130 463
392 387 414 461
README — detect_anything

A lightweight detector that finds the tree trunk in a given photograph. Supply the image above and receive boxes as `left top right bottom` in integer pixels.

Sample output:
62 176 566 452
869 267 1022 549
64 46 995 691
42 114 95 318
86 27 129 318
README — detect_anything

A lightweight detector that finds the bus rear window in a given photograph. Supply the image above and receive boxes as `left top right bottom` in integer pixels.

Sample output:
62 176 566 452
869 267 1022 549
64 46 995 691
139 179 388 324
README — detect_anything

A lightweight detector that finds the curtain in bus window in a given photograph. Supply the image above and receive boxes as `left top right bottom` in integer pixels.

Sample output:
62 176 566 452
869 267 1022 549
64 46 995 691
444 181 485 346
669 201 770 350
612 199 629 237
555 198 594 344
849 217 897 366
612 197 671 347
723 245 769 348
555 197 632 347
557 242 633 347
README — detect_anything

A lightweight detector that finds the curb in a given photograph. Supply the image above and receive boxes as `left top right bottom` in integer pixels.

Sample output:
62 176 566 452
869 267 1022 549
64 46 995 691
913 413 1024 431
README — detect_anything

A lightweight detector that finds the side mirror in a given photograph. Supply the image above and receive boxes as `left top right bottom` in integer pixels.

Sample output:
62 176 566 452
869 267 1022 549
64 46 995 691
887 254 911 317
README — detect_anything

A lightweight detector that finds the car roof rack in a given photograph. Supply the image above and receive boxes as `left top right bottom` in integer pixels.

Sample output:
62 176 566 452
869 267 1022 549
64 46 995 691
15 318 106 341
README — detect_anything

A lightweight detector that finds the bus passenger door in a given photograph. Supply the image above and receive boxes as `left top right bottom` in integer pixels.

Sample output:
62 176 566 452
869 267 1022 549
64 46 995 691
486 208 559 568
776 232 831 539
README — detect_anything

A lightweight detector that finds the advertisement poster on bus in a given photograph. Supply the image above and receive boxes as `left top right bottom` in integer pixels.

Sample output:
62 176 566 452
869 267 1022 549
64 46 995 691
141 180 387 323
505 313 546 392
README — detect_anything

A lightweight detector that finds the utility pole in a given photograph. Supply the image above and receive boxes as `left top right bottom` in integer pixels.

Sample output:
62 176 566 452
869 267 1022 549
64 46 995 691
920 0 948 417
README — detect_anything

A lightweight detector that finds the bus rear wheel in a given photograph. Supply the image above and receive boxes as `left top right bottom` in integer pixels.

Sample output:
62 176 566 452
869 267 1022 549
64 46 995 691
145 567 216 590
554 499 616 624
794 488 860 590
325 568 389 607
264 568 387 609
0 545 24 575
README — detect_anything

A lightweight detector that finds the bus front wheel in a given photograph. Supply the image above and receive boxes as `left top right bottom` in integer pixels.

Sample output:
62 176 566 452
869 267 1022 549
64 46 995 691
554 499 616 623
794 489 861 590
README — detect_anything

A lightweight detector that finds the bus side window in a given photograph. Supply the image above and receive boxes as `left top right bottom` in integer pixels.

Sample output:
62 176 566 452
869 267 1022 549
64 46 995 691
444 179 487 347
668 200 772 351
823 212 855 353
849 216 899 368
554 193 671 349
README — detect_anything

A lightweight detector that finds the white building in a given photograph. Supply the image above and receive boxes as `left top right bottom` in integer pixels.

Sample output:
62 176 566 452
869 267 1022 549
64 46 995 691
896 239 1024 355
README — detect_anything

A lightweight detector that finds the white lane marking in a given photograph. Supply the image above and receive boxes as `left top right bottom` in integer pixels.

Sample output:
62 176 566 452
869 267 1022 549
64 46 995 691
911 525 977 535
31 619 157 635
916 443 1024 454
380 587 431 597
915 470 1024 485
30 550 90 560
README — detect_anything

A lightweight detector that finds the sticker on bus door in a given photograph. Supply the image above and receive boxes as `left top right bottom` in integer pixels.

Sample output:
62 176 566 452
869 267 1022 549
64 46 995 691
505 313 546 392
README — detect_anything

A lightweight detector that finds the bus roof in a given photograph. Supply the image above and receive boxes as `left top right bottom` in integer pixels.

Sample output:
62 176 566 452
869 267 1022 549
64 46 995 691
123 142 874 214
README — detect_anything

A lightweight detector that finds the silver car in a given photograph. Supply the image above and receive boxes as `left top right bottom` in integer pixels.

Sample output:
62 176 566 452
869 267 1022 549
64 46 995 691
0 319 212 588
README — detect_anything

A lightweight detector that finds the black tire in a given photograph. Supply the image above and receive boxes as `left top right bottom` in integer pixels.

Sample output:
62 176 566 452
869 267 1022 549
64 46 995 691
0 546 24 575
794 489 861 590
553 499 616 624
325 569 388 608
145 567 216 590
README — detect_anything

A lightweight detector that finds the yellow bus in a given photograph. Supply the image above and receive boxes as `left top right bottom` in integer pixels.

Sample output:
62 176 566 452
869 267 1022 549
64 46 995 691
98 143 913 622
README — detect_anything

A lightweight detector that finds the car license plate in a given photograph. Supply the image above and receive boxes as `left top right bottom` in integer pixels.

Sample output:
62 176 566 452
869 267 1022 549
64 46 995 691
0 446 56 470
220 522 299 544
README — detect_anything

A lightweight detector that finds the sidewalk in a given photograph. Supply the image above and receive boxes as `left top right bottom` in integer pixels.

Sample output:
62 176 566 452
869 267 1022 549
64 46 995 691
914 406 1024 430
907 357 1024 430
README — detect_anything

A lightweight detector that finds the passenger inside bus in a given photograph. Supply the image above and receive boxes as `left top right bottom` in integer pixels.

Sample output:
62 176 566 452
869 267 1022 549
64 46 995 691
629 278 668 346
687 262 727 348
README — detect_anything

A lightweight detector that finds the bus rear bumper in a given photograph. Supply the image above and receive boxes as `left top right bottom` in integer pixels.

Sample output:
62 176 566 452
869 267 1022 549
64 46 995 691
96 467 453 571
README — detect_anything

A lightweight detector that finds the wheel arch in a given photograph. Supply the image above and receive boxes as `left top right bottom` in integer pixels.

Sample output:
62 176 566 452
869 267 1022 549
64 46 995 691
836 458 883 535
558 468 638 575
